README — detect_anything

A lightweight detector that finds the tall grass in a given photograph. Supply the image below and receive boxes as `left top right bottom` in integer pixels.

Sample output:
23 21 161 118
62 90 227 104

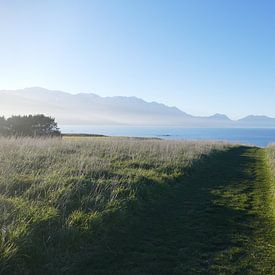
0 137 229 273
265 144 275 217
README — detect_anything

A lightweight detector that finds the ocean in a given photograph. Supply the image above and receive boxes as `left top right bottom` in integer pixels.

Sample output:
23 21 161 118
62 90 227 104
60 126 275 147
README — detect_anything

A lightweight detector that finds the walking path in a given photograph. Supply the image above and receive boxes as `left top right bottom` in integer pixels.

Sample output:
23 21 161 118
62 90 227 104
74 147 275 274
109 147 275 274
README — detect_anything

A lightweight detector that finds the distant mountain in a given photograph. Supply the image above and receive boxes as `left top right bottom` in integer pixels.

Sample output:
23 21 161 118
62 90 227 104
238 115 275 127
207 114 232 121
0 87 191 125
0 87 275 128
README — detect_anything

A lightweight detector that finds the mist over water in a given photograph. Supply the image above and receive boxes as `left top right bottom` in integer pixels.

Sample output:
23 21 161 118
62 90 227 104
60 126 275 147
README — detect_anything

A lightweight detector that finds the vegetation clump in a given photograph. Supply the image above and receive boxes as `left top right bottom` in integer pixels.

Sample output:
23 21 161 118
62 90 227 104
0 114 60 137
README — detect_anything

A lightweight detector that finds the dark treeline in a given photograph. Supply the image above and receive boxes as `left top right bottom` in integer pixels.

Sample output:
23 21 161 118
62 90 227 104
0 114 61 137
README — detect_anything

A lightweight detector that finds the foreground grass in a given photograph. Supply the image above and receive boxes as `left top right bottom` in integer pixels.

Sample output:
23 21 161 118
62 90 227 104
0 138 274 274
0 137 227 274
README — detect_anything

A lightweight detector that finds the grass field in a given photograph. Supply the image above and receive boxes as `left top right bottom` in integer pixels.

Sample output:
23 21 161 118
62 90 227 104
0 137 274 274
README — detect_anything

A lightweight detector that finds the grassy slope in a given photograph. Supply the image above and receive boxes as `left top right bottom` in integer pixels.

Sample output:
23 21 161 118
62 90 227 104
0 138 227 274
0 139 274 274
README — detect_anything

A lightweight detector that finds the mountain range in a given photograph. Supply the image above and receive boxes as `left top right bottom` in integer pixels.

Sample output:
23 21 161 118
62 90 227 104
1 87 275 128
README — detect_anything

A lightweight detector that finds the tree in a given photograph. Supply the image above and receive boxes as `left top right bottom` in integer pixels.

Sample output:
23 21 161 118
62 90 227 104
0 114 61 137
0 116 9 136
30 114 60 136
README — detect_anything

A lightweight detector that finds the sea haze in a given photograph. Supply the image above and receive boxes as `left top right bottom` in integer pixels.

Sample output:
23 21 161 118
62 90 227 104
2 87 275 128
60 126 275 147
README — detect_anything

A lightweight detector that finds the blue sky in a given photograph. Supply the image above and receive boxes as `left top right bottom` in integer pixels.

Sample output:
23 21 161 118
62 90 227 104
0 0 274 118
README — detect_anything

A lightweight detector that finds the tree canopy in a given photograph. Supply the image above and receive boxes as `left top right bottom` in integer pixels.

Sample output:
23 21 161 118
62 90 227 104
0 115 61 137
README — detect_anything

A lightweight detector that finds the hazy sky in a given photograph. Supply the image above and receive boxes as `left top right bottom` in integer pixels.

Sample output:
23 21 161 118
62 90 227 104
0 0 274 118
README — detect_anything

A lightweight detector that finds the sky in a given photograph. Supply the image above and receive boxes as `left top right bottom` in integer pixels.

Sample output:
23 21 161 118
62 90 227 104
0 0 274 119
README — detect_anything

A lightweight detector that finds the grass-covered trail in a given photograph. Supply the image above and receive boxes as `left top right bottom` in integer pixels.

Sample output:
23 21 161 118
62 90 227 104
94 146 274 274
173 146 275 274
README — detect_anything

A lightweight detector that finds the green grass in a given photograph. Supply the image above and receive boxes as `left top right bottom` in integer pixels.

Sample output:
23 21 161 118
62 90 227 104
0 138 274 274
